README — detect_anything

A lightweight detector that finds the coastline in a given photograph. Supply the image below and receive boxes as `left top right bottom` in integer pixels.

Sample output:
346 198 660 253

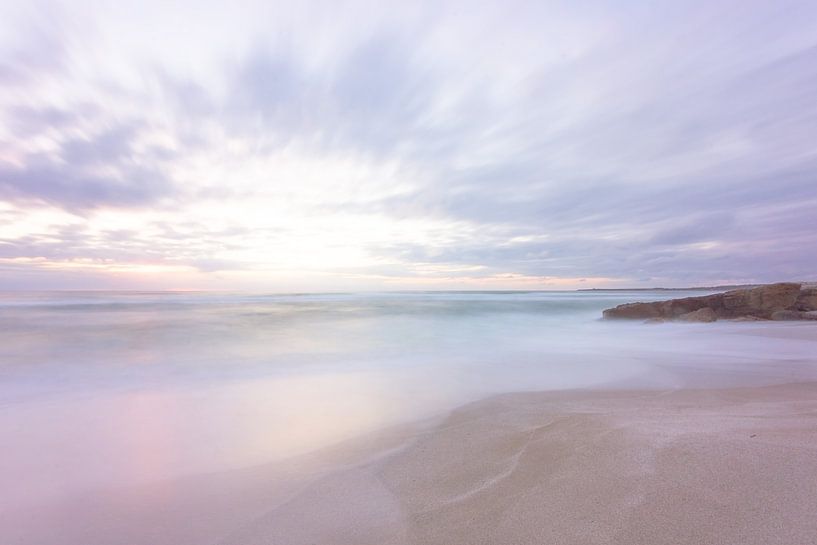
3 314 816 545
7 379 817 545
218 381 817 545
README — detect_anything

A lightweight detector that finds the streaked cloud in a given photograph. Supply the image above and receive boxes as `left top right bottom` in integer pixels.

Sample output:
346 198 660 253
1 0 816 289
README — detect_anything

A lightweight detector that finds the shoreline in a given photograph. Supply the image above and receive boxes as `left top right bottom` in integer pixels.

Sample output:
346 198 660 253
222 381 817 545
7 380 817 545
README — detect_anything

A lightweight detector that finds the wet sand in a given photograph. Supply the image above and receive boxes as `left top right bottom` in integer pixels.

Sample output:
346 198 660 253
8 381 817 545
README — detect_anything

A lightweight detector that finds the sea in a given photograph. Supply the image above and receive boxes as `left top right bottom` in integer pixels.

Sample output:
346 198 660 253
1 290 815 510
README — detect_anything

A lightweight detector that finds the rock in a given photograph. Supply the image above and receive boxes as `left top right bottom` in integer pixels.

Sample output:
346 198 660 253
720 282 801 318
731 316 768 322
603 302 662 320
771 310 805 321
796 288 817 311
602 282 815 322
677 308 717 322
643 317 666 324
602 294 719 320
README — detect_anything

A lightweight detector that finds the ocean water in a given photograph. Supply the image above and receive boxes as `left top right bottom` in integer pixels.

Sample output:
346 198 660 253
1 290 816 510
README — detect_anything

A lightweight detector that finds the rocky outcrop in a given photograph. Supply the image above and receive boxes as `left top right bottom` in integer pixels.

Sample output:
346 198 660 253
720 282 802 317
770 310 817 321
797 286 817 311
602 293 720 320
731 315 766 322
677 307 718 322
603 282 817 322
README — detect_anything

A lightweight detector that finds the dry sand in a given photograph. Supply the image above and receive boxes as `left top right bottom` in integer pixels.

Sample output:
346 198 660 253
218 382 817 545
7 382 817 545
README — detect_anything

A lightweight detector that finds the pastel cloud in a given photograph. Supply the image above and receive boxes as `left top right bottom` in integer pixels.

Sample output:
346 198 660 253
0 0 816 290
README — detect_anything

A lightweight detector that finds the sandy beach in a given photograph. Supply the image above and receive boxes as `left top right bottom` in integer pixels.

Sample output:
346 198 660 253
8 380 817 545
220 382 817 545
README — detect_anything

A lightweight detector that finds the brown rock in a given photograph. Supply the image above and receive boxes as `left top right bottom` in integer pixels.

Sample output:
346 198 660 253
766 310 817 321
796 288 817 311
677 308 717 322
730 316 768 322
720 282 801 318
770 310 805 321
601 282 806 321
663 295 721 318
602 302 663 320
602 294 718 320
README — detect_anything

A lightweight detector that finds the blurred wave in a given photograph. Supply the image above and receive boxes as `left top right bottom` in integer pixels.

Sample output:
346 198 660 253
1 290 816 510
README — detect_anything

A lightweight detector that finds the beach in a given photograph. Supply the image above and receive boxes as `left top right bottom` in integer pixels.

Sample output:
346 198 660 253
6 381 817 545
2 292 816 544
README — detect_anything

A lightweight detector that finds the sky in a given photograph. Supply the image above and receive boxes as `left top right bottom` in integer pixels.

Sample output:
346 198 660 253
0 0 816 291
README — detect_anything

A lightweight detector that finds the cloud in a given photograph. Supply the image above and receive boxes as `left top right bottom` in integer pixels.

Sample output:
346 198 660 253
0 19 67 87
1 0 817 289
0 121 173 210
215 30 444 160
